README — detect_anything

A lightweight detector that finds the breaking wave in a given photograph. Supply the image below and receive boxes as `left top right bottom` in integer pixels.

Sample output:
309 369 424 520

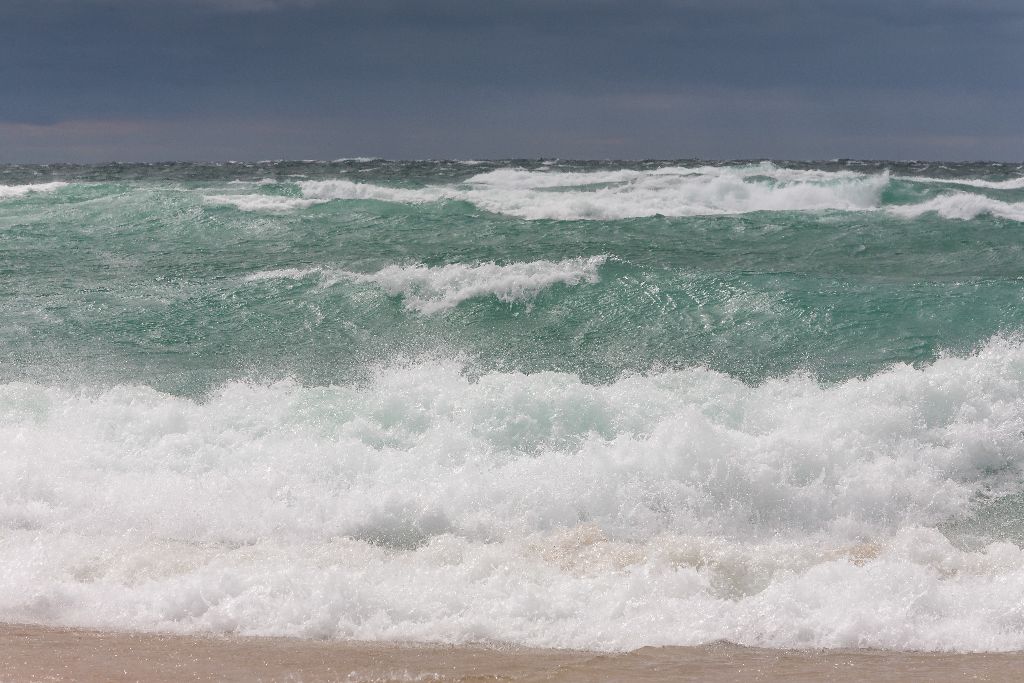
299 179 445 204
0 181 68 200
294 164 889 220
900 176 1024 190
1 337 1024 650
187 165 1024 223
245 256 608 313
204 194 324 212
888 193 1024 221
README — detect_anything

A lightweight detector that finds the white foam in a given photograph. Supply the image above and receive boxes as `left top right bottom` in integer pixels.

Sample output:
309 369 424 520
244 257 607 312
2 338 1024 650
462 166 888 220
0 181 69 200
299 179 449 204
341 256 608 313
889 193 1024 221
294 164 889 220
227 178 278 186
462 167 652 189
243 267 323 282
204 194 324 212
902 176 1024 190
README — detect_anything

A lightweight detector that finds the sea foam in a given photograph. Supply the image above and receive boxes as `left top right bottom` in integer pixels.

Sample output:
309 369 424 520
293 164 889 220
900 176 1024 190
2 338 1024 650
204 194 324 212
0 181 68 200
459 165 887 219
299 179 447 204
245 256 608 313
889 193 1024 221
201 165 1024 222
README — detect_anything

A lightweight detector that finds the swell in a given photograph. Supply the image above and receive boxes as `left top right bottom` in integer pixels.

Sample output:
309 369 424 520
292 165 891 219
0 181 68 200
7 256 1024 393
888 193 1024 221
5 164 1023 222
204 164 1024 221
245 256 607 313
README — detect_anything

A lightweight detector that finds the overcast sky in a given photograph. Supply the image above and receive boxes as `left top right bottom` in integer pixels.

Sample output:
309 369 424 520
1 0 1022 162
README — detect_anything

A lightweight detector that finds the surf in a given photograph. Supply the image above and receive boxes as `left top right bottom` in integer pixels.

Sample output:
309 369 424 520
1 338 1024 649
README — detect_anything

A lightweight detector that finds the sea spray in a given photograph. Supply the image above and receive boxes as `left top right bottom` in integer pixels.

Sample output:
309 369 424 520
2 344 1024 648
246 256 608 313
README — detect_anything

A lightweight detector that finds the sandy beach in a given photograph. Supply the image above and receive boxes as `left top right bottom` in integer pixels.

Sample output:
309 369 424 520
0 623 1020 682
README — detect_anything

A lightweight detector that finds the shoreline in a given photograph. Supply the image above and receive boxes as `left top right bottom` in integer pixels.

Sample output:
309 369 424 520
1 623 1022 682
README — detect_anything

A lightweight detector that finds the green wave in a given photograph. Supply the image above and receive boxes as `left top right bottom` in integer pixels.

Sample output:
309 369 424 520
2 161 1024 395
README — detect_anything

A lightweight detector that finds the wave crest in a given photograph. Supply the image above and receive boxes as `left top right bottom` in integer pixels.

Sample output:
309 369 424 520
299 179 447 204
246 256 608 313
203 165 1024 222
901 175 1024 190
889 193 1024 221
291 163 888 220
0 181 69 200
342 256 608 312
204 194 323 212
459 165 888 219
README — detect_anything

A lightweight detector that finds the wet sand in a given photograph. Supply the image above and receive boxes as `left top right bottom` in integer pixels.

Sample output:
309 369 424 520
1 623 1021 682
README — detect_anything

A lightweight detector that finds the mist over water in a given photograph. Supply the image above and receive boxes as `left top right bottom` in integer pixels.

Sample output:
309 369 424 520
2 159 1024 650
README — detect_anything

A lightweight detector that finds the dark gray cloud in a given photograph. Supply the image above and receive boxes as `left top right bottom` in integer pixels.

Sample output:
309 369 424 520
2 0 1022 161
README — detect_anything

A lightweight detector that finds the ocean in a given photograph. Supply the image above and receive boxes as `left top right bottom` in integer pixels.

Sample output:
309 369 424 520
2 158 1023 652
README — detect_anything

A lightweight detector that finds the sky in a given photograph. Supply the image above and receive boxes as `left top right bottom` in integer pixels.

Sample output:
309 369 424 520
1 0 1022 162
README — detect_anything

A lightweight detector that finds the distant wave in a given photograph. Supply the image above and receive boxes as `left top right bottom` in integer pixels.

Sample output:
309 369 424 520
900 175 1024 190
889 193 1024 221
292 163 889 220
204 194 324 212
195 165 1024 221
12 171 1023 225
458 165 887 219
299 179 447 205
243 267 323 282
342 256 608 313
227 178 278 186
0 181 68 200
246 256 608 313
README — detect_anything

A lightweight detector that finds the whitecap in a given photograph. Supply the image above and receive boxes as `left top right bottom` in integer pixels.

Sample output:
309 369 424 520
204 194 325 212
0 181 69 200
459 165 888 220
293 163 890 220
244 256 608 312
889 193 1024 221
243 267 323 282
899 176 1024 190
298 179 449 204
340 256 608 313
227 178 278 186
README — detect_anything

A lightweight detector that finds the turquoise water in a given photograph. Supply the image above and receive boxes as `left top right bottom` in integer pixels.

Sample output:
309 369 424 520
2 159 1024 650
4 159 1024 394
